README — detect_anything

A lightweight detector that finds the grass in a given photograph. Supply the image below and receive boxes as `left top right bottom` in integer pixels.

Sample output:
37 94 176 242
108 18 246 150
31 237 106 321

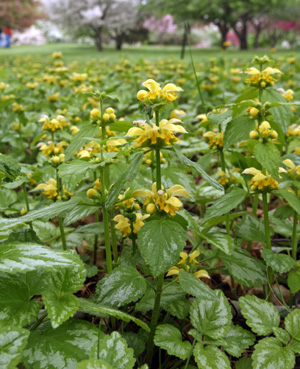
1 43 300 65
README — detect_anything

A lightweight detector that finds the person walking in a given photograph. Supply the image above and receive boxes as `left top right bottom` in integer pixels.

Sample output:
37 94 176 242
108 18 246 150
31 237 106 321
3 26 12 48
0 27 3 47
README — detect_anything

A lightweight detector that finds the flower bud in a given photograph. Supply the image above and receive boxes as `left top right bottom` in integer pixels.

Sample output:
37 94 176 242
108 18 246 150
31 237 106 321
90 109 100 118
103 113 110 122
109 113 116 121
249 131 259 139
260 81 266 88
146 159 152 165
106 107 114 114
249 107 259 117
260 121 271 130
146 203 156 214
20 208 27 215
87 188 98 198
52 156 60 164
270 130 278 138
134 203 140 210
137 90 148 101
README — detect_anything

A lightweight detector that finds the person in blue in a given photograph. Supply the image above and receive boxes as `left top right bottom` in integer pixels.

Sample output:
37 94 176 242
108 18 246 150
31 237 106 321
4 26 12 48
0 27 3 47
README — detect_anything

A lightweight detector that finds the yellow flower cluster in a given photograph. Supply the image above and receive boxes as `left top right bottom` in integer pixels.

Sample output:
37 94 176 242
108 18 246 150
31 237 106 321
166 250 210 279
279 159 300 177
218 168 240 187
39 115 66 132
12 102 24 113
243 168 279 192
249 121 278 140
137 79 183 104
126 118 187 148
142 150 166 166
287 124 300 137
113 213 150 238
38 141 68 157
281 89 294 102
203 130 224 150
245 67 282 88
132 182 190 216
35 178 73 199
90 107 116 124
77 138 126 158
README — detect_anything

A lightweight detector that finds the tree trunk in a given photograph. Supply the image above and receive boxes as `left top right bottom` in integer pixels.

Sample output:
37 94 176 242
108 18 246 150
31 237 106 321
233 21 248 50
95 26 103 51
115 34 123 50
216 22 229 49
253 25 262 49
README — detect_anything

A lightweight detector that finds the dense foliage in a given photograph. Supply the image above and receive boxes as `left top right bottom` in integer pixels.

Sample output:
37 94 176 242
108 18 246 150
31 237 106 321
1 51 300 368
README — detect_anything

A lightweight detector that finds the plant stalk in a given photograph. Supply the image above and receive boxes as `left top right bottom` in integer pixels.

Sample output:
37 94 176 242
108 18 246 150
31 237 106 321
292 210 298 260
262 192 273 302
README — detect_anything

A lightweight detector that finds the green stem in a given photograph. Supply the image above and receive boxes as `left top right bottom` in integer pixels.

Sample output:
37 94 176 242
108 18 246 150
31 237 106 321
22 183 33 230
93 210 99 265
58 216 67 250
252 194 258 216
262 192 273 302
147 274 164 368
109 211 118 262
156 147 162 190
292 210 298 260
132 236 137 256
219 150 230 235
102 207 112 273
183 340 196 369
30 311 48 331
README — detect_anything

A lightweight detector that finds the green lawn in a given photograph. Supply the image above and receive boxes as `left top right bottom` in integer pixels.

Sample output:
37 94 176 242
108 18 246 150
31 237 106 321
0 43 300 64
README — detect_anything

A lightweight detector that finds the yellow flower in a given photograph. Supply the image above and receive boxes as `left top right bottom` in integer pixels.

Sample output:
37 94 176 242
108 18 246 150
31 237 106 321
47 92 60 102
126 118 187 148
132 213 150 233
132 183 190 216
287 124 300 137
243 168 279 191
170 109 186 119
137 79 183 104
203 130 224 150
280 159 300 176
113 213 149 238
52 52 62 58
197 114 208 123
161 83 183 102
245 67 282 87
39 115 64 132
0 82 9 90
281 89 294 102
35 179 58 199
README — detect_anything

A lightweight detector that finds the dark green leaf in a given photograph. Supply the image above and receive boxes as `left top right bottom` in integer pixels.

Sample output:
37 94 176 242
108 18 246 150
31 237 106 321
262 249 294 273
253 142 280 179
193 343 230 369
179 270 216 300
224 115 255 149
235 215 267 243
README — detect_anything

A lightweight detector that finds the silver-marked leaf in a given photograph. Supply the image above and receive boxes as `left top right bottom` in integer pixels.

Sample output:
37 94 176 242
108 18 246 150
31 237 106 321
0 273 41 326
193 343 230 369
239 295 280 335
154 324 192 360
0 243 83 274
222 325 255 357
220 248 267 287
252 337 295 369
76 359 113 369
273 328 290 345
78 298 150 332
90 331 135 369
95 266 146 307
23 319 99 369
190 290 232 339
204 188 247 220
288 261 300 293
288 339 300 354
204 232 233 255
285 309 300 340
138 219 186 277
44 293 79 329
262 249 294 273
235 357 253 369
179 270 216 300
0 325 29 369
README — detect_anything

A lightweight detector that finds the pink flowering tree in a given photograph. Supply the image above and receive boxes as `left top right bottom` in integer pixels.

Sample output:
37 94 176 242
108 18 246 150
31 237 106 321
143 14 177 44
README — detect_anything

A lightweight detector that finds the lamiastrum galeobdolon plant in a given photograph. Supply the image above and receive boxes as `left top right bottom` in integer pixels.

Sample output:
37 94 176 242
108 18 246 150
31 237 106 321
1 52 300 369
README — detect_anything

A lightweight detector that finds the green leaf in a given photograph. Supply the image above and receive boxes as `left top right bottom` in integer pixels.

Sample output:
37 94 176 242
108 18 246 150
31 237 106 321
65 124 100 161
220 248 267 287
90 331 135 369
204 188 247 220
285 309 300 340
224 115 255 149
288 339 300 354
0 243 84 274
272 328 290 345
0 188 17 209
0 199 79 231
288 261 300 293
63 202 99 226
23 319 99 369
190 290 232 339
154 324 192 360
273 205 294 219
252 337 295 369
110 120 133 132
138 218 186 277
5 229 43 245
94 266 146 307
78 298 150 332
235 87 258 103
235 215 267 243
0 154 21 180
203 232 233 255
262 249 295 273
122 331 146 358
165 298 190 319
76 359 113 369
0 273 41 326
58 160 100 191
174 146 223 191
239 295 280 335
235 357 253 369
222 325 255 357
105 152 143 209
278 189 300 215
193 343 230 369
179 270 216 301
75 222 104 235
0 325 29 369
162 166 197 198
44 293 78 329
269 105 293 134
253 142 280 179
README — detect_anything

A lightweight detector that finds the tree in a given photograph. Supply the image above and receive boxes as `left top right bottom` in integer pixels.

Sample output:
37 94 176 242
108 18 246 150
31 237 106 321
0 0 43 30
46 0 138 51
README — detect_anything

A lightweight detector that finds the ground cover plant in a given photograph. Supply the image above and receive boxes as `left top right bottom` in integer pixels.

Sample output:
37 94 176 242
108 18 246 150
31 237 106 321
1 50 300 369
